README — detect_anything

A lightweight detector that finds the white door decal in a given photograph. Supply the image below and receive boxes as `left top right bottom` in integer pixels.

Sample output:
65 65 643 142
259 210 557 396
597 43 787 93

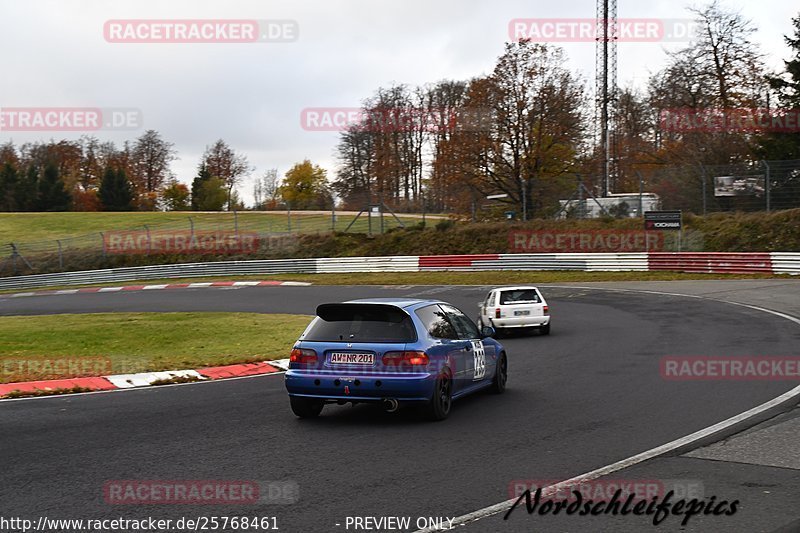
472 340 486 380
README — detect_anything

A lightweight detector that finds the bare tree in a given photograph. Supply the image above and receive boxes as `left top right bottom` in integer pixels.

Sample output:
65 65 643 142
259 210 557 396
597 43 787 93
253 168 280 209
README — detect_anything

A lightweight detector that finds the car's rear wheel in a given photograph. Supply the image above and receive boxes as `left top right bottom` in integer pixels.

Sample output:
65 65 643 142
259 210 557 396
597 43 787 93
540 323 551 335
289 396 324 418
426 369 452 421
491 352 507 394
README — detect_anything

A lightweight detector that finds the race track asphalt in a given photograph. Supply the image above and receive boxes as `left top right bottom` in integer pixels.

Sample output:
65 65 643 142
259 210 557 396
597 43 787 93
0 283 798 533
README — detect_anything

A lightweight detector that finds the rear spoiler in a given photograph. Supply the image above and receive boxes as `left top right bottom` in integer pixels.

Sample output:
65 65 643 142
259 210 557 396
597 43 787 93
316 303 411 323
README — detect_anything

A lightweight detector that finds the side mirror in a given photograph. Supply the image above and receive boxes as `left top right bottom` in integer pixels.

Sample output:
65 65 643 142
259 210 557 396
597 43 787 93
481 326 496 339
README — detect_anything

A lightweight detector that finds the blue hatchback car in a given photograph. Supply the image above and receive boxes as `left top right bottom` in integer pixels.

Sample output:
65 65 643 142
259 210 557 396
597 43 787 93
284 298 507 420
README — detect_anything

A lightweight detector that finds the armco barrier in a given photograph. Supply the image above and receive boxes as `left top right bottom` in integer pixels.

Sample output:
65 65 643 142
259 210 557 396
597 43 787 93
772 253 800 275
0 252 796 291
648 253 774 274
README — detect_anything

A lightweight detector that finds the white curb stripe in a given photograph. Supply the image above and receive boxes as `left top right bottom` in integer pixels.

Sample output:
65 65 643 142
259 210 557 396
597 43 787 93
142 284 169 290
98 287 123 292
106 369 205 389
268 359 290 371
188 283 213 288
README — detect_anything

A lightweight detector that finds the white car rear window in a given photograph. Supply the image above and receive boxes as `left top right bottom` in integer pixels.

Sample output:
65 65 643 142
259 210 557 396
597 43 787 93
499 290 541 305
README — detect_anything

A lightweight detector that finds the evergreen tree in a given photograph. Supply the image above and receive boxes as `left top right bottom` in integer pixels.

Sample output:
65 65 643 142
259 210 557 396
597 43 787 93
36 162 71 211
0 162 19 211
191 164 211 210
99 166 134 211
16 165 39 211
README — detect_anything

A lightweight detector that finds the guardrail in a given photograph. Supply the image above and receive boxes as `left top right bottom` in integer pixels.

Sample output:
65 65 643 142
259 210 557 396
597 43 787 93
0 252 796 291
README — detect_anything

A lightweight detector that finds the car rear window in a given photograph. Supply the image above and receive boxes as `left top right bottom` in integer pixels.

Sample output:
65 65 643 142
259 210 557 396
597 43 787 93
303 304 417 343
499 289 541 305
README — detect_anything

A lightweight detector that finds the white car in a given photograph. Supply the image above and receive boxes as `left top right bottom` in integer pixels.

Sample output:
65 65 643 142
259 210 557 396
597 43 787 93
478 286 550 336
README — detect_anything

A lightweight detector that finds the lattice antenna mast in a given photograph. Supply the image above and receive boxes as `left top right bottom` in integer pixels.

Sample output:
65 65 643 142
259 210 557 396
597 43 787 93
595 0 618 196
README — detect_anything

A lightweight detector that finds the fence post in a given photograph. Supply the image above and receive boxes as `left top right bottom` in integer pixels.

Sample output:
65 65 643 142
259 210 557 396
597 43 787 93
287 205 292 233
234 209 239 237
100 232 106 258
763 160 771 213
331 202 336 232
188 217 194 240
57 240 63 271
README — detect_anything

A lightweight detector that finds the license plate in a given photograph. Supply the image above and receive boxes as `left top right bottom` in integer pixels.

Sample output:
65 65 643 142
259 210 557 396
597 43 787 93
330 353 375 365
514 310 531 316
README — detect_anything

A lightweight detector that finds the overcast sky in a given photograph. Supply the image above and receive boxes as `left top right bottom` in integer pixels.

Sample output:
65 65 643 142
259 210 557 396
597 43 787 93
1 0 797 204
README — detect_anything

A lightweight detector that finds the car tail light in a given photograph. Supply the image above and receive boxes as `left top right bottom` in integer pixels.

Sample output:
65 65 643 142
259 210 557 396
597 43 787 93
290 348 317 364
543 305 549 315
382 351 429 366
495 308 501 318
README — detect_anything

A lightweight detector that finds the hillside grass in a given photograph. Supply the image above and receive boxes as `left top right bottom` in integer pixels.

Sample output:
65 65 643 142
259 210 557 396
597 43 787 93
0 211 429 243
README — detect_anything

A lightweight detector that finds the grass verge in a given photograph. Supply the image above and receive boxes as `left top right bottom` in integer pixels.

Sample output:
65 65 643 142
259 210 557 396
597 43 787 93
0 312 311 383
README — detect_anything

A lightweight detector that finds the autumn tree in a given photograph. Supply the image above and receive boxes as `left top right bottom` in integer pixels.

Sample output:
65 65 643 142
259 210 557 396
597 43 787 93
130 130 177 202
460 41 586 218
424 80 469 212
161 179 191 211
280 160 332 209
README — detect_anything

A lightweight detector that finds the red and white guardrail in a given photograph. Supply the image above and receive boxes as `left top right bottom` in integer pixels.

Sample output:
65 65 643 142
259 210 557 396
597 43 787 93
0 252 797 291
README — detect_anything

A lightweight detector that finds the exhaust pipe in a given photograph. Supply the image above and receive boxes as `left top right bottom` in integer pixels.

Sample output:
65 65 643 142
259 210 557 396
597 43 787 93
382 398 399 413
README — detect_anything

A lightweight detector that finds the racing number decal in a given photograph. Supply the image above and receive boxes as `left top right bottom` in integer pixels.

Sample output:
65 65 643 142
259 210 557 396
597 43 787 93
472 340 486 380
